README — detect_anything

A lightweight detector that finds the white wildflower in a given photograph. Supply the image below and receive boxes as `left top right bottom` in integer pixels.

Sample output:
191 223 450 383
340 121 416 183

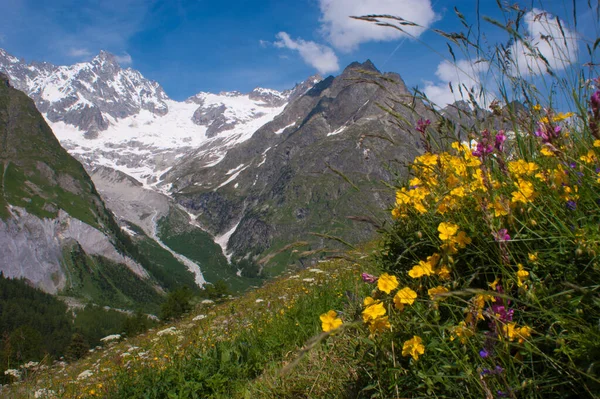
100 334 121 343
302 278 315 282
255 299 264 303
308 268 324 273
20 361 39 369
77 370 93 380
4 368 21 379
34 388 56 398
193 315 207 321
201 299 214 304
157 327 178 336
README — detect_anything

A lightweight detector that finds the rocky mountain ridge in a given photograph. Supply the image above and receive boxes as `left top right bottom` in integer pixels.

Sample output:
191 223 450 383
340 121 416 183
0 48 321 189
0 48 435 283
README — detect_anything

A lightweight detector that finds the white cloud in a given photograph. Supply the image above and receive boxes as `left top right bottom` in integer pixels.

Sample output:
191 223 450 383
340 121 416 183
67 48 92 58
318 0 438 52
508 9 578 76
259 40 270 48
423 59 489 108
274 32 339 74
115 53 133 66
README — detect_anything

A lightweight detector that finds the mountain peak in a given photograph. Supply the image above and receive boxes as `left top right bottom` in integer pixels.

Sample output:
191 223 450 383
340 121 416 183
344 60 379 73
92 50 120 68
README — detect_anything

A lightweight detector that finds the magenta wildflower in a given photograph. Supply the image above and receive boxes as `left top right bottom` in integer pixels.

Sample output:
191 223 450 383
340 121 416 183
494 130 506 152
472 130 494 158
493 229 510 242
416 119 431 134
361 273 378 283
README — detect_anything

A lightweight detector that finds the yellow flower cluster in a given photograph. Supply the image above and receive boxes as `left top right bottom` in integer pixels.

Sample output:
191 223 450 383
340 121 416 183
392 143 484 218
502 323 532 343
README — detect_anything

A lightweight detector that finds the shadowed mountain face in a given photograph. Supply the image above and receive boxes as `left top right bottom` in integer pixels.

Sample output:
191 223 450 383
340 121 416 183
167 61 434 274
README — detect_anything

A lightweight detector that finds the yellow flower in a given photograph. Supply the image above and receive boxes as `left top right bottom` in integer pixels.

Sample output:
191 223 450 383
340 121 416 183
362 299 386 322
492 198 509 217
540 146 555 157
508 160 538 176
453 231 472 248
415 152 438 166
402 335 425 360
438 222 459 241
552 112 574 122
472 294 494 321
450 321 474 344
377 273 399 294
408 260 434 278
441 240 458 254
594 140 600 148
516 325 533 343
511 179 536 204
580 150 597 164
391 207 404 219
364 296 378 306
502 322 517 340
437 264 451 280
394 287 417 310
368 316 391 335
428 286 449 300
516 264 529 287
320 310 342 332
488 278 500 290
533 104 542 111
528 252 538 262
502 323 531 342
450 186 466 198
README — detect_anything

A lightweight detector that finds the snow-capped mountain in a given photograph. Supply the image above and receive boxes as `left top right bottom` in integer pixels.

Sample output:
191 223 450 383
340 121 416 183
0 48 321 189
1 47 432 284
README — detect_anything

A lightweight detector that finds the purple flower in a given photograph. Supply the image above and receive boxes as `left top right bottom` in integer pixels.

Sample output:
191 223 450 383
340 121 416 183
361 273 378 283
472 130 494 158
494 131 506 152
535 122 562 143
554 125 562 136
493 229 510 242
591 90 600 114
490 303 514 323
416 119 431 134
479 349 490 358
566 200 577 211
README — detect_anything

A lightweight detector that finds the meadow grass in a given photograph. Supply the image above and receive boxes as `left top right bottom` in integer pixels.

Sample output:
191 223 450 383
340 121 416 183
0 254 376 398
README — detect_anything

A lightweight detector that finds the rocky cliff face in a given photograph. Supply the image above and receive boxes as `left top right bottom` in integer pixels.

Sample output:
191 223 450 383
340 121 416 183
0 73 172 308
167 61 434 273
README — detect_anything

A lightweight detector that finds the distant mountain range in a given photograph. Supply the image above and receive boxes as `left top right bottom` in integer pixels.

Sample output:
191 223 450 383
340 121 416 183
0 48 436 304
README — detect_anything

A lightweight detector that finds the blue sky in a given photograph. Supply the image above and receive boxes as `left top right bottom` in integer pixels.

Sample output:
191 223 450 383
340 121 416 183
0 0 597 103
